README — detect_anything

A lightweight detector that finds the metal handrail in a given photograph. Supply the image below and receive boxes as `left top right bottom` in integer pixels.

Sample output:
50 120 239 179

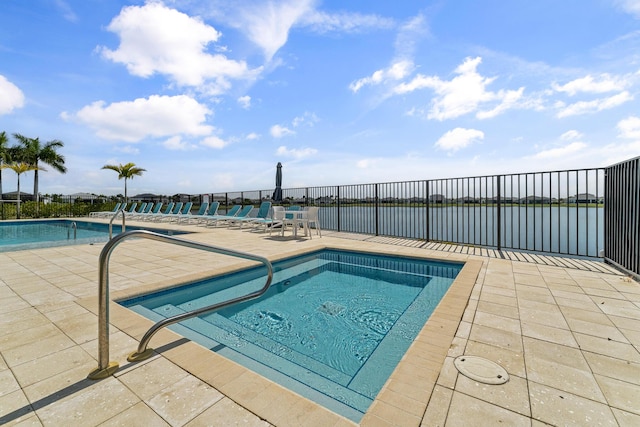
108 207 126 239
67 221 77 240
88 230 273 380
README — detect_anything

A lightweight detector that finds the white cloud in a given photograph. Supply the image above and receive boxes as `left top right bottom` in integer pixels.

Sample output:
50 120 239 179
276 145 318 158
66 95 213 142
225 0 393 61
164 136 197 150
617 115 640 139
394 14 428 59
246 132 260 140
270 124 295 138
477 87 524 119
614 0 640 18
201 135 228 149
99 3 258 92
552 74 627 96
349 60 414 92
53 0 77 22
555 91 633 118
301 10 394 34
0 75 25 114
435 128 484 152
356 158 382 169
292 112 319 127
560 130 584 141
531 142 587 159
394 57 524 121
232 0 315 61
237 95 251 109
115 145 140 155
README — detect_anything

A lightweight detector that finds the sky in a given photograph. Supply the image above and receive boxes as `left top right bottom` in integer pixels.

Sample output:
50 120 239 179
1 0 640 197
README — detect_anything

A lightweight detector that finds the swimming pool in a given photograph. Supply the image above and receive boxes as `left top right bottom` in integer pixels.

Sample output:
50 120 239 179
120 249 462 421
0 220 188 252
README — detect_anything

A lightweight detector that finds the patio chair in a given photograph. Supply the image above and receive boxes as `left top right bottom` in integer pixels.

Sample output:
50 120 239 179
90 202 121 217
250 205 286 233
215 205 254 226
124 202 138 215
151 202 182 222
165 202 192 222
229 201 271 228
201 204 241 226
195 202 221 225
143 202 173 221
303 206 321 238
177 202 209 224
281 206 316 238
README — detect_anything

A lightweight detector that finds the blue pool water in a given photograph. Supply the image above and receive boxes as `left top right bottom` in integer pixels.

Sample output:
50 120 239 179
121 250 462 422
0 220 188 252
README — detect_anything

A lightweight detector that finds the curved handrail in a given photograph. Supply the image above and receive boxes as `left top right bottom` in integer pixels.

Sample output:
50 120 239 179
88 230 273 380
67 221 77 240
108 207 126 239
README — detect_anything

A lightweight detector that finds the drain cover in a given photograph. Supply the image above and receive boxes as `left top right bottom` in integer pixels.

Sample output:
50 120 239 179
454 355 509 385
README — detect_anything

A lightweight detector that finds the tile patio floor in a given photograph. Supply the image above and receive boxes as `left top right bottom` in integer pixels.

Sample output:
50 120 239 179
1 220 639 426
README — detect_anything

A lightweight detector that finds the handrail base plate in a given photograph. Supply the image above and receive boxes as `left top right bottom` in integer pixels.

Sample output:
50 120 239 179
87 362 119 380
127 349 154 362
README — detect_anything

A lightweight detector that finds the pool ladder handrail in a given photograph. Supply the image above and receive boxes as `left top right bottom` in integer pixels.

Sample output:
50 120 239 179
67 221 77 240
108 207 126 239
88 229 273 380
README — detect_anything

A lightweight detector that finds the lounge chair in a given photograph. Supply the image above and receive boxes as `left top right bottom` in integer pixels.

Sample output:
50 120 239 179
156 202 188 222
149 202 182 222
250 205 285 233
124 202 138 215
219 205 253 226
131 202 157 220
133 202 148 216
194 202 220 225
143 202 173 221
229 201 271 228
177 202 209 224
203 204 248 227
90 202 121 217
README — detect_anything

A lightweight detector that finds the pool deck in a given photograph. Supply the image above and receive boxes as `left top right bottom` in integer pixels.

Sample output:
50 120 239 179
1 219 639 426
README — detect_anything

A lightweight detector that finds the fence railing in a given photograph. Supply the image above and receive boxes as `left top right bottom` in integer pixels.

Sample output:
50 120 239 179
605 156 640 279
210 167 606 258
8 161 639 278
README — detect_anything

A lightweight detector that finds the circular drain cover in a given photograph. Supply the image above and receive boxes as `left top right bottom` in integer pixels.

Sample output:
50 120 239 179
454 355 509 385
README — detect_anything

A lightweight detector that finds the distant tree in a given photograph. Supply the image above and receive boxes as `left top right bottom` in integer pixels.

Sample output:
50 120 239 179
0 131 9 200
101 162 146 202
12 134 67 207
1 162 42 218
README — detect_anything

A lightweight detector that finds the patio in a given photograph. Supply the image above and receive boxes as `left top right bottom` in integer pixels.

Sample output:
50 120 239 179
1 220 639 426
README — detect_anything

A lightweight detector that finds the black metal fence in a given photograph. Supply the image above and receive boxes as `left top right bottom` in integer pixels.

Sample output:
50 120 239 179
7 160 640 278
210 167 606 258
605 156 640 279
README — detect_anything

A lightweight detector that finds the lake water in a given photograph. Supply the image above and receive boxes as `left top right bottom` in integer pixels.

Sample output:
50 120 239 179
318 206 604 257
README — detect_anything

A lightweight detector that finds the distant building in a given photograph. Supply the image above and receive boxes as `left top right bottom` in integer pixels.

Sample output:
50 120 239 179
132 193 162 203
568 193 599 203
1 191 34 201
429 194 446 203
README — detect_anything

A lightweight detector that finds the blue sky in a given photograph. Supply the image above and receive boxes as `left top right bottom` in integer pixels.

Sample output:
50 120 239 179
1 0 640 197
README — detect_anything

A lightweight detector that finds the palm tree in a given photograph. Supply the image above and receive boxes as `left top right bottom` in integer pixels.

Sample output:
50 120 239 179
0 131 9 200
101 162 146 202
12 133 67 207
0 162 42 219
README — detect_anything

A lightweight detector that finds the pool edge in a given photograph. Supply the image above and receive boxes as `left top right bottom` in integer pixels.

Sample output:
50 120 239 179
77 248 482 427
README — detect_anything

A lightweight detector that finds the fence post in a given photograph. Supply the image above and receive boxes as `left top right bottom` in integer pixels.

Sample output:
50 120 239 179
336 186 341 232
375 184 379 236
496 175 502 251
425 180 430 242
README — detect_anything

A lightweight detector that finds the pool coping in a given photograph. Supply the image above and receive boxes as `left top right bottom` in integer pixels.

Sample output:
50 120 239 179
77 244 482 426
